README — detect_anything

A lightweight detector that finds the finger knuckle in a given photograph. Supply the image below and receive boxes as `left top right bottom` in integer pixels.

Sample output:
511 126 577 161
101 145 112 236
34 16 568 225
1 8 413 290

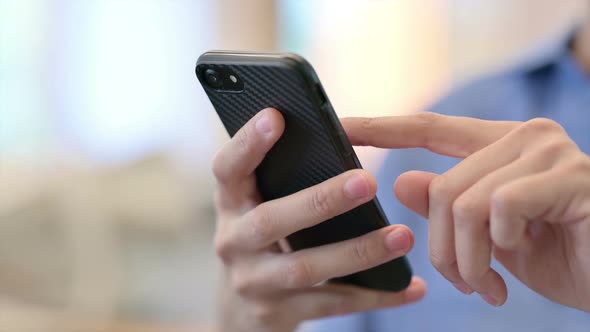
211 149 229 183
231 272 256 297
538 139 574 157
232 264 268 298
562 156 590 174
322 296 354 317
360 117 375 131
452 196 479 228
415 111 440 126
250 206 274 244
252 302 276 324
350 236 374 267
429 175 452 204
309 187 333 218
490 188 519 215
415 112 441 150
429 250 454 273
351 118 374 145
285 255 314 289
520 118 564 136
236 127 252 155
213 232 233 264
459 265 487 287
491 226 519 250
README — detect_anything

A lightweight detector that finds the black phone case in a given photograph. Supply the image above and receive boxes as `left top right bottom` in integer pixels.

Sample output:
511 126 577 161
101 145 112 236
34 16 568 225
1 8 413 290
196 51 412 292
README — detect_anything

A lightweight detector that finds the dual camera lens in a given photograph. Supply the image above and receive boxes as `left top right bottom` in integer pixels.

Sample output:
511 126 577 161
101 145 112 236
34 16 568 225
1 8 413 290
199 67 244 92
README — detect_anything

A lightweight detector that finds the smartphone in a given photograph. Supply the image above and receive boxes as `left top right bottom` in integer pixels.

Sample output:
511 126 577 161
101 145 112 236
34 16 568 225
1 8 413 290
196 51 412 292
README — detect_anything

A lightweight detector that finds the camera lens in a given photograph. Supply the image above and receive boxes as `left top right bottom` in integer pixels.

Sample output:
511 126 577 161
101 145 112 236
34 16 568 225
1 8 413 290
204 69 223 89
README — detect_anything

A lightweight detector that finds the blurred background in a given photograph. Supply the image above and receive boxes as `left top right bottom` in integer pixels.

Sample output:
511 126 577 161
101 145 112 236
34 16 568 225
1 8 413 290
0 0 587 331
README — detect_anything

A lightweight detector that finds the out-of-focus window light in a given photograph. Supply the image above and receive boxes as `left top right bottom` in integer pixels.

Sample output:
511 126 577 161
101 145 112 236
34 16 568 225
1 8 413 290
0 0 51 159
277 0 317 53
451 0 585 82
57 0 214 165
60 1 176 162
1 0 217 167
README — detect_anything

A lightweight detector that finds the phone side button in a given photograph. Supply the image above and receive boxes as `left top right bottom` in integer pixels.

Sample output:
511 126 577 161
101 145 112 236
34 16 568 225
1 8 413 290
320 104 354 157
337 132 354 157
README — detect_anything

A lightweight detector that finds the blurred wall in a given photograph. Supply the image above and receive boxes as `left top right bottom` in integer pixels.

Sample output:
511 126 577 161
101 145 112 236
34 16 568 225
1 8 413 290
217 0 277 50
450 0 587 82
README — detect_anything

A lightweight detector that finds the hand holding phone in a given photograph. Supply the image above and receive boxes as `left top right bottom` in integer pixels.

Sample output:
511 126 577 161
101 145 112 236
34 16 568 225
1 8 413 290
210 108 426 332
197 51 425 330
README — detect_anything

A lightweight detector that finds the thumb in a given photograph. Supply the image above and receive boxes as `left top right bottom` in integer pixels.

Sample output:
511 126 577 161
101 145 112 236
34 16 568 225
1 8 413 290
394 171 438 218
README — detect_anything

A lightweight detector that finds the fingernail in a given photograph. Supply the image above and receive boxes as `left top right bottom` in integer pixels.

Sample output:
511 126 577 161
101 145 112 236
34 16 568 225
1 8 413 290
404 283 425 303
452 281 474 295
343 174 370 200
256 112 272 134
480 293 499 306
385 228 410 253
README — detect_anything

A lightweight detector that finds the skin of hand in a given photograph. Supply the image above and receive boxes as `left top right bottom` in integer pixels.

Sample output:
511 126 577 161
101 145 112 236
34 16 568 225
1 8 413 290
342 112 590 312
212 108 426 332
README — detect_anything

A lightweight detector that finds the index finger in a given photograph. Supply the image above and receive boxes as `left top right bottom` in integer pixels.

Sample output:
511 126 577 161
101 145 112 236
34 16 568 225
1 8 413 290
213 108 285 184
212 108 285 211
341 112 518 158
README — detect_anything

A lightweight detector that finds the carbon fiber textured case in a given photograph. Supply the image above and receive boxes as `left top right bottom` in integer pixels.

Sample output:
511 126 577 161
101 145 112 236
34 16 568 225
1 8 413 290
197 52 412 292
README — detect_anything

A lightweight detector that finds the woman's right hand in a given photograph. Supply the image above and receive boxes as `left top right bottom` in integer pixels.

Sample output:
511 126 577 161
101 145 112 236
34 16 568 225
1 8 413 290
212 108 426 332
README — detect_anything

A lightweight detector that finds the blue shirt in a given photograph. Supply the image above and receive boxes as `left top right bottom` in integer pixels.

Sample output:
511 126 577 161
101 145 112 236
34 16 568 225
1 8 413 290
303 35 590 332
